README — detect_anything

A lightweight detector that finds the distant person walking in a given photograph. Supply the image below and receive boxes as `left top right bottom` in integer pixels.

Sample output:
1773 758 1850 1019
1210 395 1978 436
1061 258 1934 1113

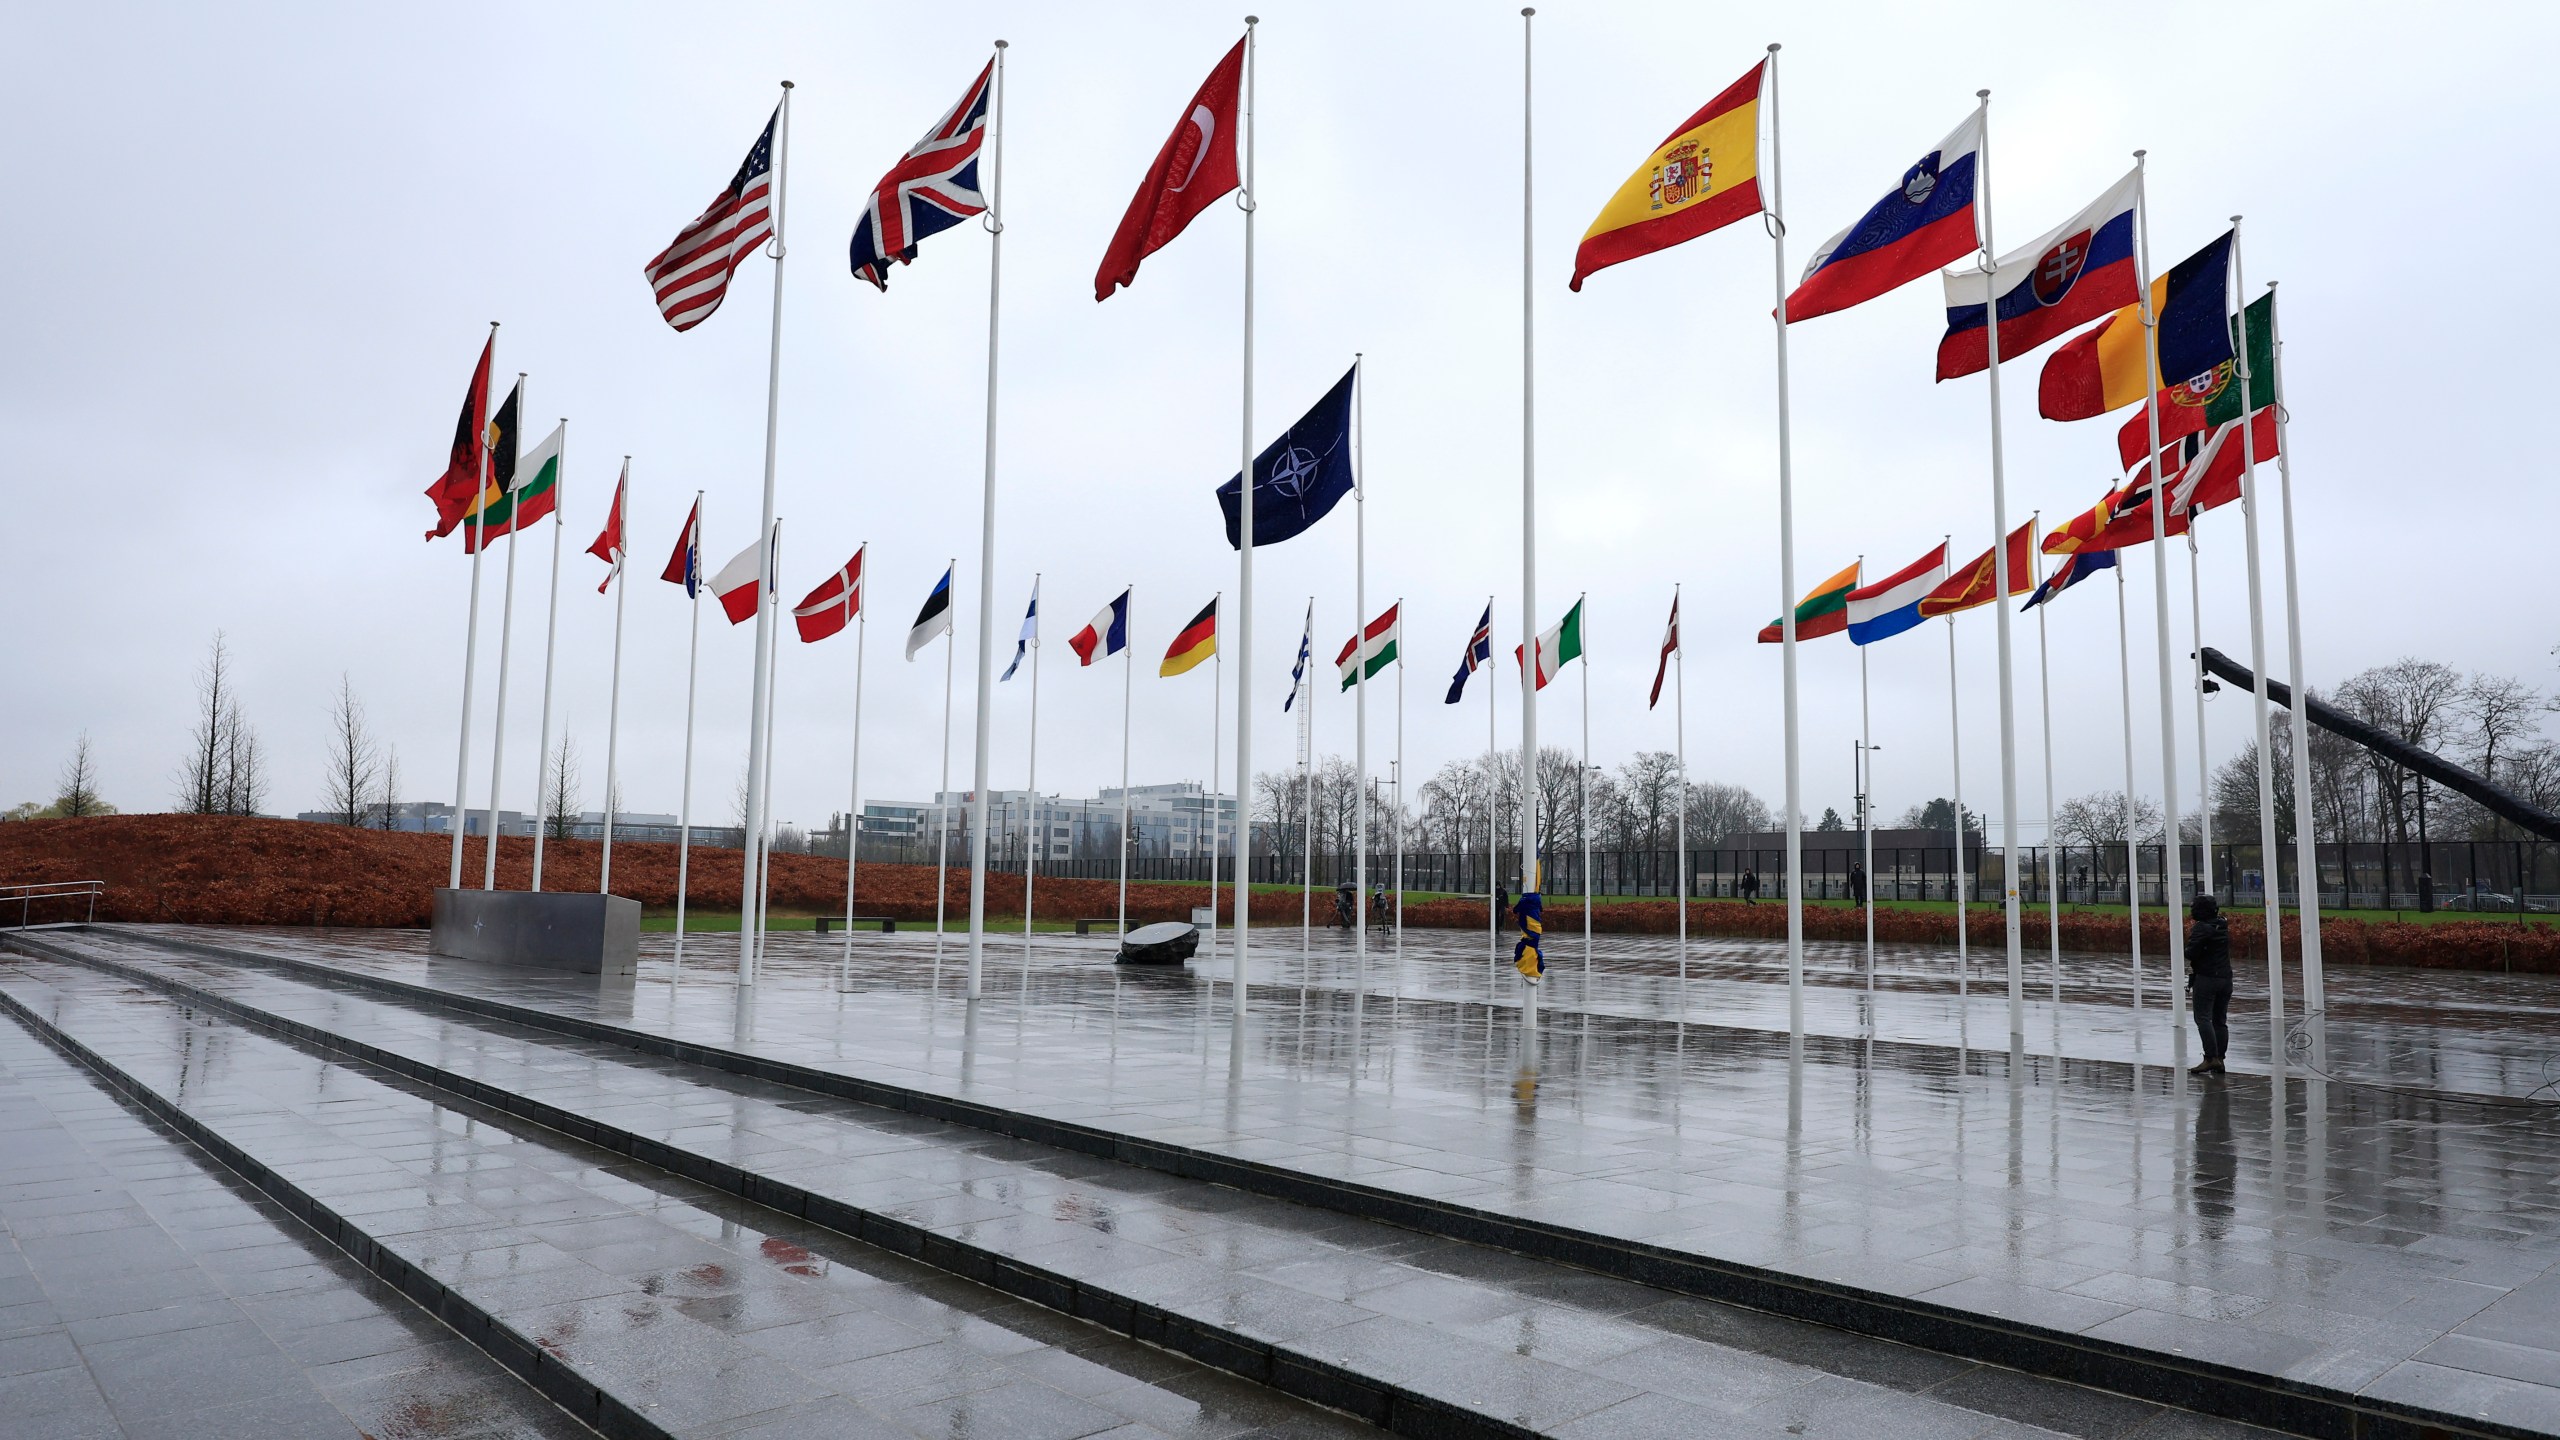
2187 893 2232 1075
1849 861 1868 905
1741 868 1760 905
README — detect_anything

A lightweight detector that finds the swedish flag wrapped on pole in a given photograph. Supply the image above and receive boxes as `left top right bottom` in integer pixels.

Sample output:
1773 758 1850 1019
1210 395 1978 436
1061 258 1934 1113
1512 855 1546 984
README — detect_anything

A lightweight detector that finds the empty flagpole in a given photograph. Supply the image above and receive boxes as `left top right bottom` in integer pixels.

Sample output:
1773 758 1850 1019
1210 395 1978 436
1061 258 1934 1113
1487 594 1498 996
1301 601 1312 963
2133 149 2191 1062
529 425 568 892
964 41 1009 1004
449 321 497 890
1676 586 1690 998
1971 89 2025 1042
2115 558 2143 1018
1021 574 1040 964
602 459 631 895
1233 14 1258 1051
1119 583 1133 937
1394 602 1405 984
483 373 529 892
841 546 869 978
1860 630 1875 1012
2034 519 2061 1034
1519 8 1542 1027
754 554 783 968
1765 43 1805 1039
736 79 794 995
1208 595 1223 976
2267 282 2325 1067
934 557 958 978
2228 218 2288 1064
674 494 704 976
1946 611 1969 1015
1581 593 1592 982
2189 535 2213 893
1353 356 1369 1002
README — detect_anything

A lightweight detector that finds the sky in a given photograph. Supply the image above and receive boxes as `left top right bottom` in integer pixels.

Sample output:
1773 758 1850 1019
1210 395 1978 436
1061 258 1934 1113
7 0 2557 845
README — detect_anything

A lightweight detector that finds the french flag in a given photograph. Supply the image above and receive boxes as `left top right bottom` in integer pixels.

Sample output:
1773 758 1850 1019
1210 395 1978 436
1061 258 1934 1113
1070 589 1129 666
1787 111 1983 324
1937 169 2140 380
1846 543 1947 646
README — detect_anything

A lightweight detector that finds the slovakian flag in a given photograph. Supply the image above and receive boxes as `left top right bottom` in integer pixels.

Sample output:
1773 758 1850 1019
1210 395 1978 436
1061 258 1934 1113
848 62 992 291
906 565 954 659
1219 364 1356 548
1758 561 1859 644
1286 600 1314 712
1095 37 1243 302
709 526 773 626
1919 521 2036 618
1337 603 1400 691
1516 599 1585 689
2024 546 2115 609
1571 59 1765 292
794 545 864 643
2115 291 2275 469
424 334 492 541
661 497 702 597
586 462 627 594
1446 602 1492 706
1070 589 1130 666
1161 597 1218 678
1846 543 1948 646
1001 580 1039 681
1938 169 2139 380
1649 592 1680 710
1787 110 1984 323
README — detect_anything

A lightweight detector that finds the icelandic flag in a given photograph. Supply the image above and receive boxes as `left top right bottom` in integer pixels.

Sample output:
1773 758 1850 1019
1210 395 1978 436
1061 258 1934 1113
1788 110 1983 324
1285 601 1313 712
848 63 992 291
906 565 953 659
2024 547 2116 609
1001 580 1039 681
1219 364 1356 549
1938 169 2140 380
709 524 775 626
1447 603 1492 705
1070 588 1129 666
1846 543 1947 646
660 497 702 597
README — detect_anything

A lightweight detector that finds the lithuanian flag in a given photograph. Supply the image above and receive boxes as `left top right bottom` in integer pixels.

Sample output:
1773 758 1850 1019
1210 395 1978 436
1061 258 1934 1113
1570 60 1765 293
1160 597 1217 677
1757 561 1859 644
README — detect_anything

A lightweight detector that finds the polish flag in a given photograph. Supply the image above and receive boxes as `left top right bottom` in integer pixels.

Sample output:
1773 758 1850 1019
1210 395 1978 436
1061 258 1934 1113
709 529 771 626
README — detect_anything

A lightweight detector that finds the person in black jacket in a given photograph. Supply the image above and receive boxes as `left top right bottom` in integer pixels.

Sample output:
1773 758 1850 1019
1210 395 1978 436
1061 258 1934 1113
2187 893 2232 1075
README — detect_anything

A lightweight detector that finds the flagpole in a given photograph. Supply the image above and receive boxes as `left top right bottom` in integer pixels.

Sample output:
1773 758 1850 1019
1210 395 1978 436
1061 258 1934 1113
963 40 1009 1004
2228 218 2288 1064
530 426 568 892
1580 592 1591 982
483 372 528 892
1487 594 1498 996
841 559 868 979
1946 607 1969 1013
602 460 631 895
1352 354 1369 1003
1859 631 1874 1010
2189 534 2213 894
1676 586 1690 998
1021 574 1040 964
2133 149 2191 1063
736 78 794 998
1208 596 1223 976
449 320 497 890
1519 7 1542 1027
934 556 957 978
1119 584 1133 938
1230 14 1260 1059
755 540 783 967
1301 601 1312 963
674 494 703 976
2034 518 2061 1032
1765 42 1804 1039
2115 558 2143 1019
1971 89 2025 1042
1394 609 1405 984
2267 282 2325 1068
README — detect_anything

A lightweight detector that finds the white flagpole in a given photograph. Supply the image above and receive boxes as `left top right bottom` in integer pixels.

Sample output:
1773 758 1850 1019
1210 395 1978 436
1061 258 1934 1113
530 425 568 892
2133 150 2191 1061
601 459 631 895
754 544 783 969
448 321 497 889
1947 609 1969 1011
2267 282 2325 1067
1231 16 1259 1053
1353 357 1368 1002
2228 219 2288 1061
1860 634 1875 1007
934 558 957 977
736 79 794 996
2115 559 2143 1016
1580 593 1592 982
841 555 868 977
1519 8 1542 1026
1765 43 1804 1039
1676 588 1690 996
2034 520 2061 1029
1488 595 1499 993
1021 574 1040 962
2190 533 2214 894
964 41 1009 1004
1119 585 1133 937
673 495 703 975
1394 609 1405 978
483 372 528 892
1301 603 1312 961
1972 89 2025 1041
1208 597 1223 974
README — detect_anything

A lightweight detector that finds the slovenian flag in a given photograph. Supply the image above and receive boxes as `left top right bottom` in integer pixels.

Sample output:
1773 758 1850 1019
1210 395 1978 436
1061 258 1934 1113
1846 544 1947 646
1070 588 1129 666
905 565 954 659
1788 110 1983 324
1938 169 2139 381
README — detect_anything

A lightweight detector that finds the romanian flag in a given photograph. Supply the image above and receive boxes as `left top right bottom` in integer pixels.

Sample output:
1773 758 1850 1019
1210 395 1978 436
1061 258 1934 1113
1160 597 1217 677
1919 521 2035 619
2037 299 2159 421
1757 561 1859 644
1569 60 1764 293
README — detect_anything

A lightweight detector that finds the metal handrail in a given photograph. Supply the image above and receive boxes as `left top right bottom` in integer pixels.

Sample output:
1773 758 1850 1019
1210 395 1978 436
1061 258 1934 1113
3 880 102 929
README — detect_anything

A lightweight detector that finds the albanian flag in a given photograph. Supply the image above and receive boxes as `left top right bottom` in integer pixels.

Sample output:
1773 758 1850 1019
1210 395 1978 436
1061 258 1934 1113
423 334 492 540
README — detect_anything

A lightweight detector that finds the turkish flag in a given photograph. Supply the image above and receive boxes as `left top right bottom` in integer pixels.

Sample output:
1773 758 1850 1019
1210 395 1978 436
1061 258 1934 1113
1094 37 1244 302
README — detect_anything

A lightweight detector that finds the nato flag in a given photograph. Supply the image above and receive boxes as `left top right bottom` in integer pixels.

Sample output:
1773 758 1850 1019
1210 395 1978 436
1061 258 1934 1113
1218 364 1357 549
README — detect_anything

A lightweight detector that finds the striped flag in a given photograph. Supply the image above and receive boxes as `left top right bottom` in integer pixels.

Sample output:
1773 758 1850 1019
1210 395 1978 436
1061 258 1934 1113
645 108 778 332
1285 602 1314 712
1649 593 1679 710
1336 603 1400 691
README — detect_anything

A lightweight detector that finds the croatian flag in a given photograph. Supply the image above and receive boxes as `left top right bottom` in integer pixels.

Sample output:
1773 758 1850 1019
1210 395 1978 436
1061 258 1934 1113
1787 110 1983 324
1070 589 1129 666
709 525 774 626
1938 169 2140 380
1847 544 1948 646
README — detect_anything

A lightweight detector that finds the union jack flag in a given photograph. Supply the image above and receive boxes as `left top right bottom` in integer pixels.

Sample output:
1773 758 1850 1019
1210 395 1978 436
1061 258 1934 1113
848 62 993 291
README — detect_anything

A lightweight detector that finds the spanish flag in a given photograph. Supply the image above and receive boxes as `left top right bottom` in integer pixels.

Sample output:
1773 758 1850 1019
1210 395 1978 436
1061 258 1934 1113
1570 60 1765 292
1160 597 1217 677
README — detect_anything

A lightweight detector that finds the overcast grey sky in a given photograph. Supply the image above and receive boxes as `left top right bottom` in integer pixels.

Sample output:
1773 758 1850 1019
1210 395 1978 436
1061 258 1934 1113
7 0 2555 839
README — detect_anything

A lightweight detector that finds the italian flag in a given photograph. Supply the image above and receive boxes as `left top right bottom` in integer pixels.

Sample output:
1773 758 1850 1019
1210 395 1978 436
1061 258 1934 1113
465 423 563 552
1514 598 1584 690
1756 561 1859 643
1336 602 1400 690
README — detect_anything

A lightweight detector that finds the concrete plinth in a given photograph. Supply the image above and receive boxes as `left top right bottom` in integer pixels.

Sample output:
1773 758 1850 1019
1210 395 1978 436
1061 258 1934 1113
430 889 640 975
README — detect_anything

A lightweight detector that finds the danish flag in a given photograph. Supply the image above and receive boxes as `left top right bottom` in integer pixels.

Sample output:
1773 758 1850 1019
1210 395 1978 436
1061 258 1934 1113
848 63 993 291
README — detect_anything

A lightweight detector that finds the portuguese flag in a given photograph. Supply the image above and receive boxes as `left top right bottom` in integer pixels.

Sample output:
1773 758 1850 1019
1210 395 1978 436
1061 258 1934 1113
2116 293 2277 471
1757 561 1860 643
467 422 562 553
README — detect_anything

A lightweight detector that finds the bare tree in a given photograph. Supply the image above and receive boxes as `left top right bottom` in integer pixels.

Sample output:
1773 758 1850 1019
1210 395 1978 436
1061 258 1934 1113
374 743 403 829
2057 790 2165 848
219 701 266 816
2209 715 2297 846
1610 751 1682 851
178 633 233 813
1685 780 1771 845
544 738 583 841
54 735 110 817
322 675 377 826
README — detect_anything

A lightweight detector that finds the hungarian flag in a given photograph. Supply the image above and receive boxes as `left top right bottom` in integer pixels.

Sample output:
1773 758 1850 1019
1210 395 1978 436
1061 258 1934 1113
1648 592 1680 710
2116 292 2276 470
1757 562 1859 644
661 497 702 597
1919 521 2036 618
1938 170 2138 380
1095 37 1244 302
1787 109 1982 323
468 421 561 553
1336 603 1400 690
1516 599 1584 689
423 335 492 540
794 547 864 643
709 530 771 626
586 462 627 593
1161 597 1218 677
1571 60 1764 292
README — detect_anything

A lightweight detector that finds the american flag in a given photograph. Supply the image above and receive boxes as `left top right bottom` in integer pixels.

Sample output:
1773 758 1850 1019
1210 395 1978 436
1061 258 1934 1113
848 62 993 291
645 108 778 332
1446 603 1493 705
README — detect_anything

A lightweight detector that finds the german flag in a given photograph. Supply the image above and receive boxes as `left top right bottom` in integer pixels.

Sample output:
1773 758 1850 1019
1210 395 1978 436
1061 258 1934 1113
1160 597 1217 677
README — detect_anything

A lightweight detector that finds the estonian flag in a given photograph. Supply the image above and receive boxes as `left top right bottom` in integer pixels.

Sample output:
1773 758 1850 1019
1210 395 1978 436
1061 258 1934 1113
907 565 954 659
1218 364 1356 549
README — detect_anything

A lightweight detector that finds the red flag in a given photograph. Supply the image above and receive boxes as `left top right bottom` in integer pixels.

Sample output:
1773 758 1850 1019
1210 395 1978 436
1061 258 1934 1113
1094 38 1244 302
1919 521 2036 619
660 498 701 595
422 335 491 540
587 464 627 593
1649 592 1679 710
794 548 864 643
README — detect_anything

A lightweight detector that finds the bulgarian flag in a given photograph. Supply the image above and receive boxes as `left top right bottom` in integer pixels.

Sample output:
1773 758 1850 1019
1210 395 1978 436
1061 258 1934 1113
466 421 562 553
1336 602 1400 690
1514 598 1585 690
1757 562 1859 643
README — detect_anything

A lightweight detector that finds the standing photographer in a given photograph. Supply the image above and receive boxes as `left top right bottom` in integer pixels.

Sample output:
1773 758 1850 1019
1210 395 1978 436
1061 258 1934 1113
2187 894 2232 1076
